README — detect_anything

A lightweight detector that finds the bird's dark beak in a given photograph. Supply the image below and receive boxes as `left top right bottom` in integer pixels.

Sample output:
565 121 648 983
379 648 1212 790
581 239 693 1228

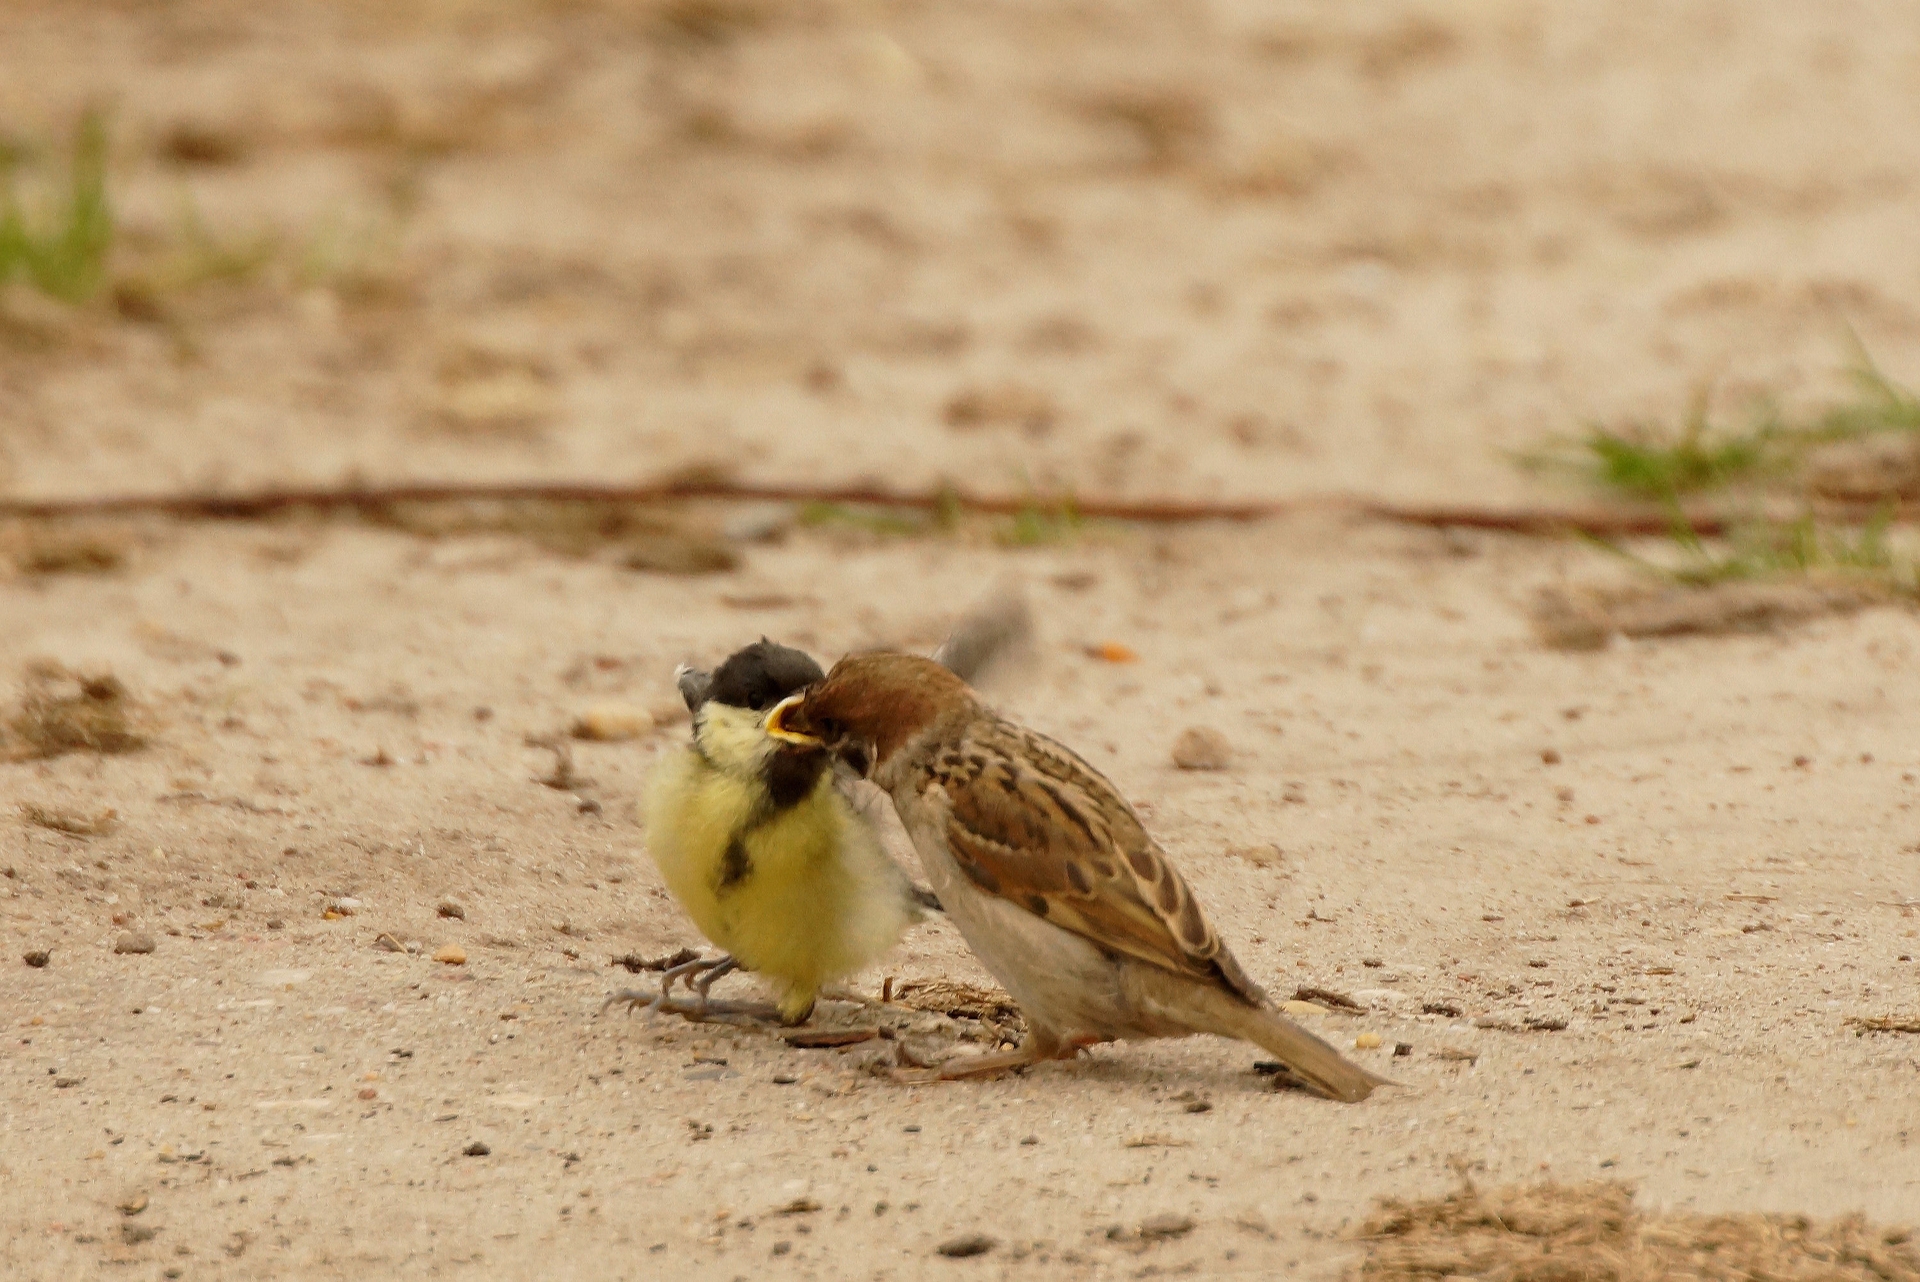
675 665 713 713
764 693 824 747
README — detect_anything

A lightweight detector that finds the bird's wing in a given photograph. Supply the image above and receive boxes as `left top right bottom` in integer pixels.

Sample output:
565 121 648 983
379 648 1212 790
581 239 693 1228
928 717 1265 1004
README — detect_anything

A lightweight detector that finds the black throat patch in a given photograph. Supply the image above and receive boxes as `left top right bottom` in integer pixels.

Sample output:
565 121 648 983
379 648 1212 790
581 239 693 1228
716 837 752 894
762 749 824 813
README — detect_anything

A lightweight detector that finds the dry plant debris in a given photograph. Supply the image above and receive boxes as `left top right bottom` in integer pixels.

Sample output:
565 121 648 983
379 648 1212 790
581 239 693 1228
1531 578 1893 650
1355 1180 1920 1282
1847 1015 1920 1035
18 802 119 836
888 978 1026 1043
4 664 152 760
367 497 738 572
2 521 129 575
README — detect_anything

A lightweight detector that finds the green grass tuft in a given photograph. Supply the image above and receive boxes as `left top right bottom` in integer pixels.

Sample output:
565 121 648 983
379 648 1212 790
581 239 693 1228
0 111 112 302
995 496 1084 547
1523 345 1920 501
796 501 928 537
1586 504 1917 599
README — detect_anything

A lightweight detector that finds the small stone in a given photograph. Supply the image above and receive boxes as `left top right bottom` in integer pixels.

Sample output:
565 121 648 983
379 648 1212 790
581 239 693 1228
570 705 654 742
119 1193 148 1216
121 1222 158 1245
1354 1032 1383 1050
1281 1000 1327 1017
1540 748 1561 764
1393 1042 1413 1058
1170 726 1232 770
266 917 284 930
463 1141 490 1156
1138 1213 1196 1241
433 944 467 965
936 1233 997 1258
358 1087 378 1100
23 949 50 968
437 901 466 920
113 932 157 955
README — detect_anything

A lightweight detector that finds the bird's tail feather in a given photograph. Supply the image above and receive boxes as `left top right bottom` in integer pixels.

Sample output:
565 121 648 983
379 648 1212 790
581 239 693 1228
1127 969 1390 1103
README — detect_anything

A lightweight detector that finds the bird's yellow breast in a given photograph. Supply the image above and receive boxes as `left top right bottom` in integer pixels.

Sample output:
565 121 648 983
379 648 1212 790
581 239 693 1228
644 742 913 1005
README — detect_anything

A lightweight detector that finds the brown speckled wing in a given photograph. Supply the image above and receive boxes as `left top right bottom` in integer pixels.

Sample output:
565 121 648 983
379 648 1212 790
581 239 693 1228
927 716 1266 1005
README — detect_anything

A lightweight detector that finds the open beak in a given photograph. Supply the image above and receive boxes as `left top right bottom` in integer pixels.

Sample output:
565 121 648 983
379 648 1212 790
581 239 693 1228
763 693 824 747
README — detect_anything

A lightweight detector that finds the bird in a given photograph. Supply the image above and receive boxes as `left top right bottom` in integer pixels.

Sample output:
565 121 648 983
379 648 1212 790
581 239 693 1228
765 651 1389 1101
612 639 934 1026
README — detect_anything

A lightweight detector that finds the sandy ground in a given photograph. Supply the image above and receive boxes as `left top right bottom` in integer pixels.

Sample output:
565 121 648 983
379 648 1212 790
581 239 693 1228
4 2 1920 1279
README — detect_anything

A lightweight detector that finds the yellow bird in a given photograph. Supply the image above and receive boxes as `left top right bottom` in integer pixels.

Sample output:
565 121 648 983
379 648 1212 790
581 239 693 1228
616 640 932 1025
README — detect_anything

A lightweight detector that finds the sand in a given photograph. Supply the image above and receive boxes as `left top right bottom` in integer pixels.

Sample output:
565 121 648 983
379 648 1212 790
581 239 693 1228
3 2 1919 1279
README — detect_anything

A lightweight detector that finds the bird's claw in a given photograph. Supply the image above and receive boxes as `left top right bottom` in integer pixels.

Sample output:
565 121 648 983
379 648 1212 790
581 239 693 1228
602 952 743 1020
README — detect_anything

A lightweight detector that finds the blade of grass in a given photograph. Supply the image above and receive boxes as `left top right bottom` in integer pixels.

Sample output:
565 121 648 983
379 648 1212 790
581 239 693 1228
0 111 112 303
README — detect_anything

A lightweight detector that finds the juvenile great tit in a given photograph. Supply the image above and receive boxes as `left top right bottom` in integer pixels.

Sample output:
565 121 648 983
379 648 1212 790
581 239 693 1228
616 639 933 1025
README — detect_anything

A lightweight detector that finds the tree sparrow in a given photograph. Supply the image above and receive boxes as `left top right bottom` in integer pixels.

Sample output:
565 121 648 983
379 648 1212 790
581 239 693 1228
767 652 1387 1101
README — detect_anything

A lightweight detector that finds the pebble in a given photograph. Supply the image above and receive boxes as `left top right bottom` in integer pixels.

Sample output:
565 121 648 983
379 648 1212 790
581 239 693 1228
463 1141 490 1157
433 944 467 965
936 1233 997 1258
113 932 157 955
23 949 50 968
437 901 466 920
1281 1000 1327 1017
1170 726 1232 771
266 918 285 930
571 705 654 742
1354 1032 1383 1050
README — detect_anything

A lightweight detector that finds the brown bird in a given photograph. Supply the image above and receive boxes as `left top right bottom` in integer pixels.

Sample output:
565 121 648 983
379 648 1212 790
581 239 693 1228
766 652 1388 1102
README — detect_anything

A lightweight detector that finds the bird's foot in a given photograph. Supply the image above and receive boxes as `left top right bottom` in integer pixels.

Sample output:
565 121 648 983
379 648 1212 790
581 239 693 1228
688 955 740 1002
601 953 759 1022
603 989 788 1027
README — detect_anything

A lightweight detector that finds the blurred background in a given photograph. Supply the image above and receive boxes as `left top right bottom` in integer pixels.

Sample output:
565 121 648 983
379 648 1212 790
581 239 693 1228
2 0 1917 508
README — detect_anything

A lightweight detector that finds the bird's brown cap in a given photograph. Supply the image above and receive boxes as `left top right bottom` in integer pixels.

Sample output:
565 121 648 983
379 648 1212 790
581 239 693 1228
767 652 974 775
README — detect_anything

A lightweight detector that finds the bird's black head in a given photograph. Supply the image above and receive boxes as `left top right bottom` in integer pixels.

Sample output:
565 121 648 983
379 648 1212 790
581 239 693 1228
680 639 826 714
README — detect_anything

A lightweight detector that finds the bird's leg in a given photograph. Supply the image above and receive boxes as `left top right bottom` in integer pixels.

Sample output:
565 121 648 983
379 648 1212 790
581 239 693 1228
603 953 742 1018
688 955 740 1006
603 953 794 1027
